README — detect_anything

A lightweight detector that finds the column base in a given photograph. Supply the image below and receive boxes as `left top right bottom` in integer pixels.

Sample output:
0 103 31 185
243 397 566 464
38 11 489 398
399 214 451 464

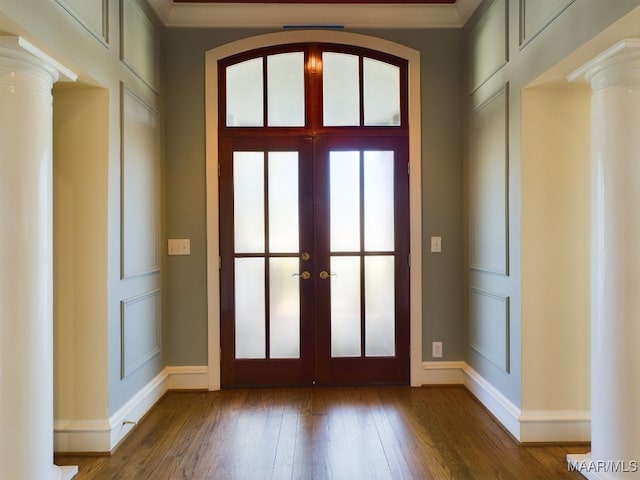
56 465 79 480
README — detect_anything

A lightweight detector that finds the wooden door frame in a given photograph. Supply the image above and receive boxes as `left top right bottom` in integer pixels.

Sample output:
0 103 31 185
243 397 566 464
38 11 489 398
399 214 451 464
205 30 422 390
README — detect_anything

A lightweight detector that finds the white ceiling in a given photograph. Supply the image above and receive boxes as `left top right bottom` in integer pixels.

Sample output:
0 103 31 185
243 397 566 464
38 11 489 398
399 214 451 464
146 0 482 28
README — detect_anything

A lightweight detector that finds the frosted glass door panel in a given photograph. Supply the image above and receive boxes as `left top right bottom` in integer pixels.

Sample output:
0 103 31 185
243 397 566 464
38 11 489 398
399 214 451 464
235 258 266 359
268 152 299 253
323 52 360 126
330 256 361 357
330 151 360 252
365 256 395 356
233 152 264 253
226 58 263 127
268 52 305 127
234 152 265 253
364 151 394 251
364 58 400 126
270 257 301 358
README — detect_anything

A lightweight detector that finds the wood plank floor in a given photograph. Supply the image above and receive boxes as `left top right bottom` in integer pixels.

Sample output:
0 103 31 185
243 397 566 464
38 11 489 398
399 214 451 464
55 386 589 479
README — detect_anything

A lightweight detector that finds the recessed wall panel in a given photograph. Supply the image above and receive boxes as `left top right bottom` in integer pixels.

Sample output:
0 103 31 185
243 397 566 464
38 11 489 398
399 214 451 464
55 0 108 44
520 0 576 47
121 290 161 378
469 0 508 92
469 287 510 373
121 85 160 279
469 84 509 275
121 0 159 91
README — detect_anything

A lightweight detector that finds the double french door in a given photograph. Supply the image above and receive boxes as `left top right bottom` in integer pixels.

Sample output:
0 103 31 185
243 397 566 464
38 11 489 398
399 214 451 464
219 135 409 387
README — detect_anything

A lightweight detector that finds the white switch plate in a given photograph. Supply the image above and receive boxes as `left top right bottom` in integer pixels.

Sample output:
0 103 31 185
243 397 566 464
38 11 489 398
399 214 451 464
432 341 443 358
431 236 442 253
168 238 191 255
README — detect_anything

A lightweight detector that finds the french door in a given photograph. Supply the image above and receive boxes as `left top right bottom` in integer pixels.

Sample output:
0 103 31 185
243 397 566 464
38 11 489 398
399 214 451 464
218 43 410 387
219 134 409 386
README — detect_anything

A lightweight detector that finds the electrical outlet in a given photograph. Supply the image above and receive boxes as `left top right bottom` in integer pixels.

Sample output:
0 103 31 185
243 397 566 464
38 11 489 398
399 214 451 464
432 341 443 358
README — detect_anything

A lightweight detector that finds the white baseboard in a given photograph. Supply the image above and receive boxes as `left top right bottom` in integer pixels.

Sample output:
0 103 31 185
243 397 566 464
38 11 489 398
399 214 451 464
421 361 591 444
54 365 208 453
519 409 590 443
165 365 209 390
421 361 466 384
56 362 589 452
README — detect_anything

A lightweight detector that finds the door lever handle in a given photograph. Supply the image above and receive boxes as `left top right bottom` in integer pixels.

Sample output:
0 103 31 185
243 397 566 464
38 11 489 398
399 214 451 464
292 271 311 280
319 271 336 280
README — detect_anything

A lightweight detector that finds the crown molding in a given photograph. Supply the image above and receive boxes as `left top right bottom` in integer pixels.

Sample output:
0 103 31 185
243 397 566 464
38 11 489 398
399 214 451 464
145 0 481 28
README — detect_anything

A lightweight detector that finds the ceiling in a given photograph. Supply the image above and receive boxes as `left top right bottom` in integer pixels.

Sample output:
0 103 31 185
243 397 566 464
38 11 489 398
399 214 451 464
146 0 482 28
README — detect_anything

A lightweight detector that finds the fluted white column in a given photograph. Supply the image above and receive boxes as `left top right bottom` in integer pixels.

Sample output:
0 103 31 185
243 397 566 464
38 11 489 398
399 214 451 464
568 39 640 479
0 37 77 480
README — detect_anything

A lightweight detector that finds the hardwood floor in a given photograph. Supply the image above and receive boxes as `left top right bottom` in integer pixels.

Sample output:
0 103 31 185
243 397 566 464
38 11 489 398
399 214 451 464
55 386 589 479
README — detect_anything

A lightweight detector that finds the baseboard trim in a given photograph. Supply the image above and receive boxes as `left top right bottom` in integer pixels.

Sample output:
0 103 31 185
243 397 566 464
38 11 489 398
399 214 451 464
165 365 209 390
56 362 588 452
519 409 590 443
54 365 209 453
421 361 591 443
460 363 523 440
421 360 466 384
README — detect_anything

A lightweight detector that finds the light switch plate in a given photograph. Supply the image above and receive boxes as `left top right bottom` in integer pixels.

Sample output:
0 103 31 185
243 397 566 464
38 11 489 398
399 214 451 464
431 236 442 253
168 238 191 255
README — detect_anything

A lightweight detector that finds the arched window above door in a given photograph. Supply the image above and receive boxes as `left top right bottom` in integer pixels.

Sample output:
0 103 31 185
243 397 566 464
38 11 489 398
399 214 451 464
219 44 408 131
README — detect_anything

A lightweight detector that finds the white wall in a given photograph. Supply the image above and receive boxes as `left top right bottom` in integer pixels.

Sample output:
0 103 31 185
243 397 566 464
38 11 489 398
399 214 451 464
521 87 591 413
53 87 110 425
0 0 165 452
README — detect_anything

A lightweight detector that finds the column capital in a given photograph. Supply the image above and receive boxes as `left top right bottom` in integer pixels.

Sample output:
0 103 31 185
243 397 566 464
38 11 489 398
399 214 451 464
568 38 640 91
0 36 77 84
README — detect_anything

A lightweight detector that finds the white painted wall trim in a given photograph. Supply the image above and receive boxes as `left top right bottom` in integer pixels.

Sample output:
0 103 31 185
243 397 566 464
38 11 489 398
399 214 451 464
55 362 588 453
461 363 523 440
421 361 591 443
519 409 590 443
421 360 467 384
54 366 209 453
165 365 209 390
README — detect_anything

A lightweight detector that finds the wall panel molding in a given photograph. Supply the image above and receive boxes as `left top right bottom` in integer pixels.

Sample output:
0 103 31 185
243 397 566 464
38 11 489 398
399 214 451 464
54 0 109 46
469 0 508 93
469 286 510 373
469 82 509 275
120 0 160 91
120 289 161 379
519 0 576 49
120 83 160 279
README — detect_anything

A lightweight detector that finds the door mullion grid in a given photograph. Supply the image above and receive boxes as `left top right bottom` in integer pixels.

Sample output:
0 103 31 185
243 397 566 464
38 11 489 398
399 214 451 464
359 150 366 359
263 151 271 360
358 56 365 127
262 56 269 127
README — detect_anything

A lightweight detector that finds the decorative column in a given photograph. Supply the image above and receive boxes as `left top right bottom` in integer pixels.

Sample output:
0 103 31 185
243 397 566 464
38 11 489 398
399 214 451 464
0 37 77 480
568 39 640 479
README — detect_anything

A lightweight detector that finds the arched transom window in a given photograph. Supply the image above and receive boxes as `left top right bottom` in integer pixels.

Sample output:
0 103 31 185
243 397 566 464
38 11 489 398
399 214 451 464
219 44 408 131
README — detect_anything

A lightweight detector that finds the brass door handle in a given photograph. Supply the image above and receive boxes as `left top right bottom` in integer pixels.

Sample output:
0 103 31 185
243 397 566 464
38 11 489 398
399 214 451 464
292 271 311 280
319 271 336 280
